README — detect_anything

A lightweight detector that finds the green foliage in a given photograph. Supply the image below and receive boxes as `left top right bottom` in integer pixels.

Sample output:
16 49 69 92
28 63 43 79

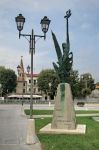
37 69 59 98
69 70 81 99
24 109 53 115
68 71 95 99
38 69 95 99
25 109 99 115
96 82 99 86
80 73 95 97
36 117 99 150
82 88 91 97
0 66 17 96
0 66 5 72
52 31 73 83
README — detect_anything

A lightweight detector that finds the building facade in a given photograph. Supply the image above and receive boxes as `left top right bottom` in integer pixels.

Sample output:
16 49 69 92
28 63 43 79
16 57 41 95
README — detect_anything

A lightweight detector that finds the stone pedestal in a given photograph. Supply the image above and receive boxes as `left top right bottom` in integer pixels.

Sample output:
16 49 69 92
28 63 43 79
51 83 76 129
40 123 86 134
39 83 86 135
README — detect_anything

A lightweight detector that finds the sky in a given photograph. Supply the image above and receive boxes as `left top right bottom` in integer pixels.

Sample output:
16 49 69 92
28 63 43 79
0 0 99 82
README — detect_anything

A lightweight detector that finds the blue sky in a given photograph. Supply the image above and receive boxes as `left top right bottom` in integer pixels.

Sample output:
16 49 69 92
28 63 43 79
0 0 99 82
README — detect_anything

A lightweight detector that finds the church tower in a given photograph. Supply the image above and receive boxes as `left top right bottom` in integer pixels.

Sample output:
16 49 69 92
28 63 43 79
16 56 27 94
17 56 24 81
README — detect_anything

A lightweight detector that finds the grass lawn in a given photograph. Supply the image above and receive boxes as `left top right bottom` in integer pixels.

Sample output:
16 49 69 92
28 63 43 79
76 110 99 114
35 117 99 150
24 109 99 115
24 109 53 115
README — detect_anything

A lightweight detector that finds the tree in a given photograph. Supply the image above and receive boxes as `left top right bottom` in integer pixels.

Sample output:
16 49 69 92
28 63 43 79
37 69 59 99
0 66 17 96
38 69 82 99
80 73 95 97
69 70 81 99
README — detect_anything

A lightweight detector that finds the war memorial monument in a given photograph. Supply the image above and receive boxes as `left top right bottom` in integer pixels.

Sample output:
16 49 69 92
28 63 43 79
40 10 86 134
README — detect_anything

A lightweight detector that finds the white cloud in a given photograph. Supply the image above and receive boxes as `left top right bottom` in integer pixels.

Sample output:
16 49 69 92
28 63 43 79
0 0 99 14
0 45 53 74
0 0 99 83
0 47 20 70
96 34 99 40
0 0 65 13
81 23 91 29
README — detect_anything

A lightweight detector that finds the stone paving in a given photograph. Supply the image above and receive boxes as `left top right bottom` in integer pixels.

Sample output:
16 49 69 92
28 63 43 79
0 103 99 150
0 104 42 150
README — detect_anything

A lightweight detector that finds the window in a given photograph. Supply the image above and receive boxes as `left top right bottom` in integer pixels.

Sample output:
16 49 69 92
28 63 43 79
34 80 36 85
38 88 40 92
29 79 31 83
23 89 25 93
23 82 25 86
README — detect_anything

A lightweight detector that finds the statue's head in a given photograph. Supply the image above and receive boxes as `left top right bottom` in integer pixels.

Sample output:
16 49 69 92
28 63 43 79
62 43 66 48
62 43 69 53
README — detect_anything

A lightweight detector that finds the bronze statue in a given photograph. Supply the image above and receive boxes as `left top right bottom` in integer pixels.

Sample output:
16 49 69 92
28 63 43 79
52 10 73 83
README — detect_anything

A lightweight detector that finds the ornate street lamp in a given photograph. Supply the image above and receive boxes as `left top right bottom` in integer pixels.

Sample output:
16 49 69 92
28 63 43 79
40 16 51 39
17 65 21 75
15 14 51 119
15 14 25 38
81 74 92 89
27 65 30 74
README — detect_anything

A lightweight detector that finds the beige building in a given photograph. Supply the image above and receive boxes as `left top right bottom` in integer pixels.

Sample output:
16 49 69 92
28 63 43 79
16 57 41 95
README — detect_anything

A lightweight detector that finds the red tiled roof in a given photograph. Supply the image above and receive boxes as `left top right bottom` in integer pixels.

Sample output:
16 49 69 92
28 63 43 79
96 85 99 89
26 73 39 77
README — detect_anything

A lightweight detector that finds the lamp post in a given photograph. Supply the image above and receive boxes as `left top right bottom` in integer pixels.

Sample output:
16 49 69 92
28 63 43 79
15 14 50 119
27 65 30 95
81 76 87 89
81 74 92 99
17 65 21 75
27 65 30 74
81 75 91 89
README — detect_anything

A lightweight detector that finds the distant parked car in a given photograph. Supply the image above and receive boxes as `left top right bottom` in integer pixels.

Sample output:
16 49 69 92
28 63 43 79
77 102 85 107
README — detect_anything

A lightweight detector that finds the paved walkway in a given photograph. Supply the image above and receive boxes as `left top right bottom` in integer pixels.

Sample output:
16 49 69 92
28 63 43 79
0 104 42 150
0 104 99 150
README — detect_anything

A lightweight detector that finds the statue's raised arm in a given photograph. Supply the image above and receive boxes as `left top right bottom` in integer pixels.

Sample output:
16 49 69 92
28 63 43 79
52 10 73 83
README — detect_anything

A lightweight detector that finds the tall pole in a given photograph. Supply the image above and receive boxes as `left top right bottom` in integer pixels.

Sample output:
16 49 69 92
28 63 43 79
22 56 24 105
30 29 34 119
15 14 50 119
66 17 69 47
22 73 24 105
64 9 71 50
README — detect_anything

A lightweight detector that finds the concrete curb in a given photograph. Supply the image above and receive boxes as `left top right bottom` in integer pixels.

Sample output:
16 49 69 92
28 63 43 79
26 119 41 145
25 113 99 119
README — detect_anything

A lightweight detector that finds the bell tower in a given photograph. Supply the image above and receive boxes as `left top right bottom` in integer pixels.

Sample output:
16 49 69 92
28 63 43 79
16 56 26 94
17 56 24 80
